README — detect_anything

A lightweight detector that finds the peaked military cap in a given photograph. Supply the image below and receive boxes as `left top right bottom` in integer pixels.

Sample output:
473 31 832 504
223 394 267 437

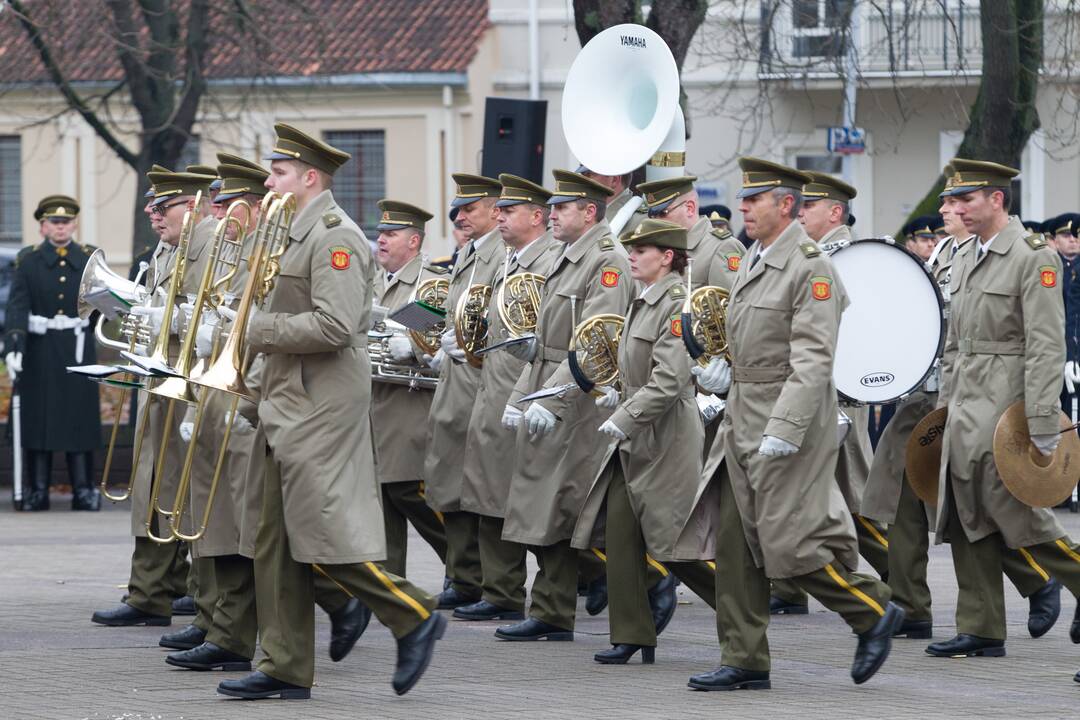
1050 213 1080 237
496 173 551 208
637 175 698 217
548 169 614 206
619 218 687 250
215 162 270 203
147 170 214 206
216 152 266 173
902 215 943 239
801 172 857 202
187 164 221 191
34 194 79 221
144 164 172 198
1022 219 1045 234
940 158 1019 196
266 122 351 175
376 199 433 231
700 203 731 221
737 157 811 199
450 173 502 208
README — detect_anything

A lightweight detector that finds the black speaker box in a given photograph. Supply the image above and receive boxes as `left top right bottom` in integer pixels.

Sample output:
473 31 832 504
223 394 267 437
481 98 547 183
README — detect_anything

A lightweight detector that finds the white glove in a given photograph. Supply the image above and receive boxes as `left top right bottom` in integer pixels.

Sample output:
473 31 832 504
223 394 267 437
1031 433 1061 457
598 419 628 441
501 404 523 431
131 304 178 336
387 335 415 363
505 336 538 363
5 351 22 380
218 305 238 322
523 403 557 439
441 328 467 363
758 435 799 457
223 409 254 434
1065 361 1080 391
179 421 195 443
425 349 446 373
594 385 619 409
691 357 732 395
696 393 725 424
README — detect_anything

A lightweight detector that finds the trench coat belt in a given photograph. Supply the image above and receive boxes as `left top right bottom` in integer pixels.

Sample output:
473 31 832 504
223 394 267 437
28 313 91 363
732 365 790 383
536 344 568 363
956 339 1025 355
623 383 694 400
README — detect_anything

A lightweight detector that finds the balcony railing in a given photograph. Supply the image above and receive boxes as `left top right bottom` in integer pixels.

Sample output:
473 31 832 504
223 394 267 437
759 0 982 78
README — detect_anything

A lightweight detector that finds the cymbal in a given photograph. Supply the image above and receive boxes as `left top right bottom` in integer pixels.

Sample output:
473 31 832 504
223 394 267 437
905 407 946 506
993 401 1080 508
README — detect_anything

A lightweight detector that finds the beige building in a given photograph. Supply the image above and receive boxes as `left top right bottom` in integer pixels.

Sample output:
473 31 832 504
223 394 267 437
0 0 1077 268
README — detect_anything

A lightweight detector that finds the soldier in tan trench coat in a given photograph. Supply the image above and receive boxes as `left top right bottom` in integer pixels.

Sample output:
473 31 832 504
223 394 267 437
216 124 443 701
572 219 717 664
92 170 218 630
370 199 449 576
456 174 561 621
423 173 504 610
927 160 1080 673
497 170 632 640
861 167 1059 641
689 159 901 692
769 173 890 614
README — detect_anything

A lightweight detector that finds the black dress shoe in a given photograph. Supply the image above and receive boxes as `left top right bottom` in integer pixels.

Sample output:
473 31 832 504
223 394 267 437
649 574 677 635
452 600 524 621
217 670 310 700
171 595 196 616
594 644 655 665
91 603 170 627
393 613 447 696
327 598 371 662
585 575 608 616
852 601 904 684
925 633 1005 658
1028 578 1061 638
435 586 481 610
166 642 252 671
159 624 207 650
769 595 809 615
1071 604 1080 644
893 619 933 639
1074 668 1080 683
688 665 771 691
494 617 573 641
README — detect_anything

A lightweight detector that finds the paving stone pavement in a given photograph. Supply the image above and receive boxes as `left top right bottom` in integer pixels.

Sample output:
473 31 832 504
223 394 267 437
1 494 1079 720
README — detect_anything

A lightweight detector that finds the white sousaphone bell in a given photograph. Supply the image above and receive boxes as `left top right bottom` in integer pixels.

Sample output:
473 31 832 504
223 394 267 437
562 23 686 235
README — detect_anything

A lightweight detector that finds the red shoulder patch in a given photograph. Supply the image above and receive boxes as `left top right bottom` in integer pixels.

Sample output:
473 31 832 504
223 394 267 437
810 276 832 301
600 266 620 288
727 254 741 272
670 314 682 337
1040 266 1057 288
330 246 352 270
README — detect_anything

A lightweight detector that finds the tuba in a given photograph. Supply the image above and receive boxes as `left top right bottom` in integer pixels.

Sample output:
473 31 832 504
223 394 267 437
568 313 624 396
497 247 545 337
562 23 685 234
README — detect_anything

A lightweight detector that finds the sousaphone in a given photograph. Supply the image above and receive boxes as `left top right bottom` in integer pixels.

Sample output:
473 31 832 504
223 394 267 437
993 401 1080 507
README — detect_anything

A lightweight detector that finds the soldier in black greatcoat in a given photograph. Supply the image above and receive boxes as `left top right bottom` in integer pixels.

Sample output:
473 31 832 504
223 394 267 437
5 195 101 511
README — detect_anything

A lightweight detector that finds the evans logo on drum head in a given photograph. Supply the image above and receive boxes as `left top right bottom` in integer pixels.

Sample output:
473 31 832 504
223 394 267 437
860 372 895 388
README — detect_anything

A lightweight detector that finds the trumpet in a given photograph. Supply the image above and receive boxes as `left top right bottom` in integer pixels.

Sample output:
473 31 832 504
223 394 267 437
166 201 252 542
497 246 545 337
131 192 203 543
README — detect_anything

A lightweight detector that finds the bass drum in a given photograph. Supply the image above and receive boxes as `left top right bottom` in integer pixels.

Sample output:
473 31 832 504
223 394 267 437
829 239 944 404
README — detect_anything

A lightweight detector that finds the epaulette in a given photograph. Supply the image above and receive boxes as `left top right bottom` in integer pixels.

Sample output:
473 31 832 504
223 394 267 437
667 284 686 300
76 241 98 253
711 227 734 240
322 213 342 228
799 242 821 258
425 263 450 275
598 236 615 250
1024 233 1047 250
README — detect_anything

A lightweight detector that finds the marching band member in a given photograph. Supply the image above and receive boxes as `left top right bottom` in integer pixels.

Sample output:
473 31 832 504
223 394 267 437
457 174 562 621
497 169 632 641
217 124 442 700
424 173 504 610
689 159 900 691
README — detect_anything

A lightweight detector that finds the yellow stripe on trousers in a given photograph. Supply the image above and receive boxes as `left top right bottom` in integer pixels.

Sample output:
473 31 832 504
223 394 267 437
591 548 607 562
1018 547 1050 582
1055 539 1080 565
645 554 669 577
416 482 445 525
313 563 355 599
364 562 431 620
855 515 889 549
824 563 885 617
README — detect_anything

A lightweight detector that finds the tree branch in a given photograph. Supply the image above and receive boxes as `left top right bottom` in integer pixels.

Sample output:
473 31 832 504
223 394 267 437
6 0 138 168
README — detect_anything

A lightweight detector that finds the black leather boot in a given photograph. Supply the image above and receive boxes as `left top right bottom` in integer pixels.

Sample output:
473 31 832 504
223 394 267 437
24 451 52 511
68 451 100 511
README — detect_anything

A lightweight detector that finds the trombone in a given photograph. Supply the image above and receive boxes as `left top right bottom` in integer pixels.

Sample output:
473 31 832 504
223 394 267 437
166 200 251 542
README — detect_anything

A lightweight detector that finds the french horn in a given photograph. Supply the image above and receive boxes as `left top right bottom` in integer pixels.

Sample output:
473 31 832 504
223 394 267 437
454 283 492 368
409 276 449 355
681 285 729 367
568 313 624 396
